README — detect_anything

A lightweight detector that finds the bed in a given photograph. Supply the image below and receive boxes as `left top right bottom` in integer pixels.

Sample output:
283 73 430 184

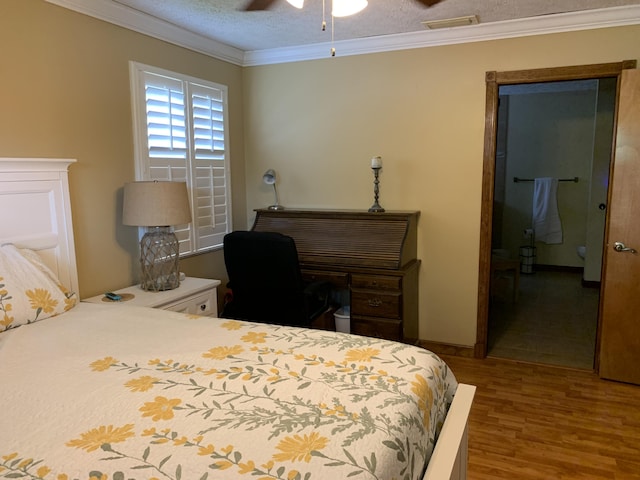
0 158 475 480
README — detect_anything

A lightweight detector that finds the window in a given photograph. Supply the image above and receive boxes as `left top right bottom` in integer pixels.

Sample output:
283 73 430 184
129 62 232 256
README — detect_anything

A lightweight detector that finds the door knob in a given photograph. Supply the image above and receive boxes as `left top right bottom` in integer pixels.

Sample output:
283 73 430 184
613 242 637 254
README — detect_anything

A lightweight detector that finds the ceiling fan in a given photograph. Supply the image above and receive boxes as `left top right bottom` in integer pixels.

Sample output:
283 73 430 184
244 0 444 11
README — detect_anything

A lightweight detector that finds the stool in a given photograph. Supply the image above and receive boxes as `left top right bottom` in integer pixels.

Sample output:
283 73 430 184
490 256 520 302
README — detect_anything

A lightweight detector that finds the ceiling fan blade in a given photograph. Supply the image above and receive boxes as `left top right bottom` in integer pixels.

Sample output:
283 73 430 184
243 0 278 11
414 0 445 6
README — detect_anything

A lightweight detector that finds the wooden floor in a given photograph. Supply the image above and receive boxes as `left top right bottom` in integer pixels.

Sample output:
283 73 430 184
440 355 640 480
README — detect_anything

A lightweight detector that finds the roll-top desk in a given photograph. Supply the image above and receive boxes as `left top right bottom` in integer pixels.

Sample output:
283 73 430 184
251 209 420 342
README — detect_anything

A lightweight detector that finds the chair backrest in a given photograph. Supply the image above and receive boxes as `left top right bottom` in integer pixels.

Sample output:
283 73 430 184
223 230 308 326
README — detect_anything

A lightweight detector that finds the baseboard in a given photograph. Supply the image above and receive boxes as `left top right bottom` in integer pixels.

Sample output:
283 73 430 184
524 264 601 288
417 340 475 358
532 264 583 273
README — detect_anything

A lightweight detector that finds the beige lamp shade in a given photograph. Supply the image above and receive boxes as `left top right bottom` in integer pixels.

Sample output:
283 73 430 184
123 181 192 227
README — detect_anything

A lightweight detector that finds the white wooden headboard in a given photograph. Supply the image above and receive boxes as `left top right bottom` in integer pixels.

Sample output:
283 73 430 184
0 158 79 295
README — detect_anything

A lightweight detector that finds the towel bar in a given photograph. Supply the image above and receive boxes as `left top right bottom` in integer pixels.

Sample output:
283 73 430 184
513 176 578 183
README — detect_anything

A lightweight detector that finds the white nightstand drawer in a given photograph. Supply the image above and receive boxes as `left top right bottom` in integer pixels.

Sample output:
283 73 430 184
163 290 216 316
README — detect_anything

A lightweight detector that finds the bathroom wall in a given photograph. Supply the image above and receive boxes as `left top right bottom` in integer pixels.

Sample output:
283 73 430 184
499 83 598 267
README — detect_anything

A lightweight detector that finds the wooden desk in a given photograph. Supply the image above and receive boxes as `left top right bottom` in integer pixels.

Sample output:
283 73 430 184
252 209 420 342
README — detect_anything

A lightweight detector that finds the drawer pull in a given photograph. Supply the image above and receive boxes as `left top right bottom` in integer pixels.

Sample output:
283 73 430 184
200 304 207 311
368 298 383 307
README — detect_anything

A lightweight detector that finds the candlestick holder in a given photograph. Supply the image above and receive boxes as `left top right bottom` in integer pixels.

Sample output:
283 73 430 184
368 166 385 213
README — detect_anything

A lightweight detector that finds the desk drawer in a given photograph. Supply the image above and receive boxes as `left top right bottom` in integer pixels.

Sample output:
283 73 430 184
302 270 349 288
351 316 402 341
351 289 401 319
351 274 401 290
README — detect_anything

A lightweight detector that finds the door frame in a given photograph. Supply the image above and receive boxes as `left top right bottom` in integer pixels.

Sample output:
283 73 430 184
475 60 637 361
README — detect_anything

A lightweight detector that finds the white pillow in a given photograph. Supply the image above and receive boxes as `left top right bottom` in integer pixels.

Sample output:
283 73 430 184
0 244 77 332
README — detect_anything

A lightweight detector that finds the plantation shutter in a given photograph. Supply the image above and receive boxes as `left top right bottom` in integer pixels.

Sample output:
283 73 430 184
190 83 230 250
142 71 193 254
132 63 232 256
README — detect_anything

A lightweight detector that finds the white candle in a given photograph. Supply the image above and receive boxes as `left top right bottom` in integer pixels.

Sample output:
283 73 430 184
371 156 382 168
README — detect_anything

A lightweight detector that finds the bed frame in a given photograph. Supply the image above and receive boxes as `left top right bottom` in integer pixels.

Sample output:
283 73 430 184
0 157 475 480
0 158 79 295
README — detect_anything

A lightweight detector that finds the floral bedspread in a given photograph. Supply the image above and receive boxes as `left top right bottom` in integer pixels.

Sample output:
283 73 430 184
0 303 457 480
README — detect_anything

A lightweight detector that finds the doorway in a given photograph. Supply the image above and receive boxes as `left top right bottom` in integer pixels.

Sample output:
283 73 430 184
475 61 637 366
487 78 615 369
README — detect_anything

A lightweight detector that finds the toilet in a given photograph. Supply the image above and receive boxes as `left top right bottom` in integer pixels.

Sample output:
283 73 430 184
577 245 586 259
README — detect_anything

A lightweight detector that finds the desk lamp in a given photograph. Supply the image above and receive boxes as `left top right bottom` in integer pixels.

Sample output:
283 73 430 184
123 181 192 291
263 169 285 210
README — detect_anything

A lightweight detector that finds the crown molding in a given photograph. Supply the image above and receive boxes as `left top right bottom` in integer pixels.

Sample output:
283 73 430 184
46 1 640 67
45 0 245 66
244 5 640 65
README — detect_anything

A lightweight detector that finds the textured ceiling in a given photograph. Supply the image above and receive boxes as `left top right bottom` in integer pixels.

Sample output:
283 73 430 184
112 0 640 51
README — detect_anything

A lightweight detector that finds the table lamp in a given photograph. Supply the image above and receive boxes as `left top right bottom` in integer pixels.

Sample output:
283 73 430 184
123 181 192 291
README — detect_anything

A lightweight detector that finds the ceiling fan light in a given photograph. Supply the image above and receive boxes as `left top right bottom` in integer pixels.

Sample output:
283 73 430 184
332 0 368 17
286 0 304 8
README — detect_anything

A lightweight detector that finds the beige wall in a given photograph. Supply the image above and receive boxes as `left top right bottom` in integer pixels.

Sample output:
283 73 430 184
243 27 640 346
0 0 246 300
2 1 639 346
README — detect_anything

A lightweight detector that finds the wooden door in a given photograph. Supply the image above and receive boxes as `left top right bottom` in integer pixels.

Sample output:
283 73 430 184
599 69 640 384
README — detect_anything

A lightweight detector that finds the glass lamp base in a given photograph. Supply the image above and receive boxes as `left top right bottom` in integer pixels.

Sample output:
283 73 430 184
139 226 181 291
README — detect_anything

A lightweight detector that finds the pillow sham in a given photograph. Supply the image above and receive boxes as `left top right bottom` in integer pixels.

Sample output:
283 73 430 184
0 244 77 332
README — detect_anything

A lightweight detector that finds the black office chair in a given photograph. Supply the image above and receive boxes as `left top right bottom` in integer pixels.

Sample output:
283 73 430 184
221 230 330 327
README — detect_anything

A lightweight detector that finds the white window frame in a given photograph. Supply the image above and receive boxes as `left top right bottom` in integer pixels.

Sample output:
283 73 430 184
129 61 232 256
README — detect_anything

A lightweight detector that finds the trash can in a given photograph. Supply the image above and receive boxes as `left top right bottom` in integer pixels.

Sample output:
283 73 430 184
519 245 537 274
334 306 350 333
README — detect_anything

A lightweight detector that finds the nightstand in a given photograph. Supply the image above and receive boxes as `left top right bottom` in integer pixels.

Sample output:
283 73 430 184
83 277 221 317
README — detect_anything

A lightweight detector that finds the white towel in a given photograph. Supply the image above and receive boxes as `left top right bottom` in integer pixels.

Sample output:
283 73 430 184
532 177 562 244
